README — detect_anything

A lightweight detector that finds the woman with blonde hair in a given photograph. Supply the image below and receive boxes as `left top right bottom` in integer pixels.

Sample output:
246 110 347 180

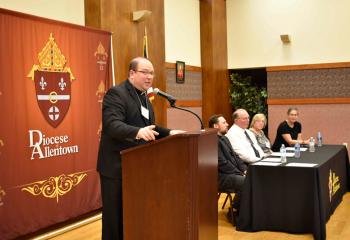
249 113 272 154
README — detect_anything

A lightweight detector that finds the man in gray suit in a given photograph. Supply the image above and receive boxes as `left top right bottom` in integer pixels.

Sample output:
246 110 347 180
97 57 182 239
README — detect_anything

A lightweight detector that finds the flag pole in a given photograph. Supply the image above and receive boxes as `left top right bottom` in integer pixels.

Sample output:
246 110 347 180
110 34 116 86
143 26 149 58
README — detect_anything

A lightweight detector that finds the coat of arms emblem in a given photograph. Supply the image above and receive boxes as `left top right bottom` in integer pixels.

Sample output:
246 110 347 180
27 33 75 128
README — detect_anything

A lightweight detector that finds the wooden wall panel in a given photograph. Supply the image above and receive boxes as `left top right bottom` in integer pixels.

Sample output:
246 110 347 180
268 64 350 100
200 0 231 127
267 62 350 72
84 0 101 28
84 0 166 126
267 98 350 105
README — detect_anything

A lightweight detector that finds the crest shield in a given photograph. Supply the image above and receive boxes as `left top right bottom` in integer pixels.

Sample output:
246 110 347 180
34 71 71 128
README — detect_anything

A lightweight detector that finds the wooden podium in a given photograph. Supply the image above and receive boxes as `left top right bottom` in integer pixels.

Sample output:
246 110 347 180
121 129 218 240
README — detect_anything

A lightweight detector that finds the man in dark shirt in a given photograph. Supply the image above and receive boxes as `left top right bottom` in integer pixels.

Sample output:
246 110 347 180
209 114 247 224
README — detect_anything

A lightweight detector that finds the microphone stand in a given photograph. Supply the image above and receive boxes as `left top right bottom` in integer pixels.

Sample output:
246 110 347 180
170 101 204 130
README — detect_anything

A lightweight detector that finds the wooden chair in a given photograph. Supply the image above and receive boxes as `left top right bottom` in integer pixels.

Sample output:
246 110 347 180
217 192 234 209
218 191 235 225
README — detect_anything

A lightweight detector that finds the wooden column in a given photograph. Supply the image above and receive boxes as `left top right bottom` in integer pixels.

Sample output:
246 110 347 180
200 0 232 126
84 0 167 126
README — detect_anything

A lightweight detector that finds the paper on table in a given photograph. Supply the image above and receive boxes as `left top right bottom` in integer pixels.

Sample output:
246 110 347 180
261 157 282 163
271 152 295 157
285 162 318 167
252 161 282 166
285 147 307 152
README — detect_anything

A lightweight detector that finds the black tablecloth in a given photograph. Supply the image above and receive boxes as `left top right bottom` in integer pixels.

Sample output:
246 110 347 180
237 145 350 240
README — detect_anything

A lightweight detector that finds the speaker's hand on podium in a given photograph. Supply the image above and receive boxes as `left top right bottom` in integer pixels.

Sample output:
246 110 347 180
136 125 159 141
170 130 186 135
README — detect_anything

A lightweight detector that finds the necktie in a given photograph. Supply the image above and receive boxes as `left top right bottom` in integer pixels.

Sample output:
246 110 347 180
244 130 261 158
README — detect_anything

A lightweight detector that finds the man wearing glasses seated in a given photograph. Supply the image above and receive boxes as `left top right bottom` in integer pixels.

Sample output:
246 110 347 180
225 109 265 164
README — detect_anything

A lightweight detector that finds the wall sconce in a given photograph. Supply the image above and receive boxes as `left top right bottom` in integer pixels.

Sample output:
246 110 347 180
280 34 291 44
132 10 152 22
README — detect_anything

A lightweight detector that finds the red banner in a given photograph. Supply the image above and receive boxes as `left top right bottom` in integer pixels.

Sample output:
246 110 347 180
0 8 112 239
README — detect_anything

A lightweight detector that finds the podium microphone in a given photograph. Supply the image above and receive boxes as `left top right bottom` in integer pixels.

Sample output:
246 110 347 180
153 88 177 106
153 88 204 130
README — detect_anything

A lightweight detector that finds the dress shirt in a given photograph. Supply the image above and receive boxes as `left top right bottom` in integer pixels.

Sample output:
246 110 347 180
225 124 264 163
244 130 261 158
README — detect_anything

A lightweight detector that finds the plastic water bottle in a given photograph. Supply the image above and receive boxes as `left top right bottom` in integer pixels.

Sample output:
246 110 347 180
317 132 322 147
309 137 315 152
280 144 287 163
294 142 301 158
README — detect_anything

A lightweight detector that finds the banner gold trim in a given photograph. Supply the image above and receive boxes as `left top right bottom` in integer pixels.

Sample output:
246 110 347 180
21 172 87 203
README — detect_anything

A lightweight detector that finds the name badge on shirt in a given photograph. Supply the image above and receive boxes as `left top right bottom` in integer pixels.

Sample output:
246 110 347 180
141 106 149 120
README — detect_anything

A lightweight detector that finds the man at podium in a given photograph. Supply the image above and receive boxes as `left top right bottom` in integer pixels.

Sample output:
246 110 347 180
97 57 182 240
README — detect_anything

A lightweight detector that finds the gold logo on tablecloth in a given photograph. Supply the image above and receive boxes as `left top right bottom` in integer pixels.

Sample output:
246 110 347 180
328 169 340 202
0 186 6 206
21 172 87 203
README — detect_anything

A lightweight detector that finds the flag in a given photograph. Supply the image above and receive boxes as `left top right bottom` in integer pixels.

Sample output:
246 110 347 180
143 27 149 58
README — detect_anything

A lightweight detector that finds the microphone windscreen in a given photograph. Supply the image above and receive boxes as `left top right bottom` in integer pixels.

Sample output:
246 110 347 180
147 87 154 95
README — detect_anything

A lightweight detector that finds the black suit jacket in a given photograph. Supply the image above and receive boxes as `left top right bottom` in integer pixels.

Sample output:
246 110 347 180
218 135 247 176
97 79 170 178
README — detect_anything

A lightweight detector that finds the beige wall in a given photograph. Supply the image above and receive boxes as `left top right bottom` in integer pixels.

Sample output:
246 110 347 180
0 0 84 25
5 0 350 69
164 0 201 66
167 107 202 131
227 0 350 69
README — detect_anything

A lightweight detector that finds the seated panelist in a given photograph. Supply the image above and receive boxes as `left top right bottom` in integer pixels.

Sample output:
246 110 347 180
272 107 310 151
225 109 264 163
209 114 246 225
249 113 272 155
